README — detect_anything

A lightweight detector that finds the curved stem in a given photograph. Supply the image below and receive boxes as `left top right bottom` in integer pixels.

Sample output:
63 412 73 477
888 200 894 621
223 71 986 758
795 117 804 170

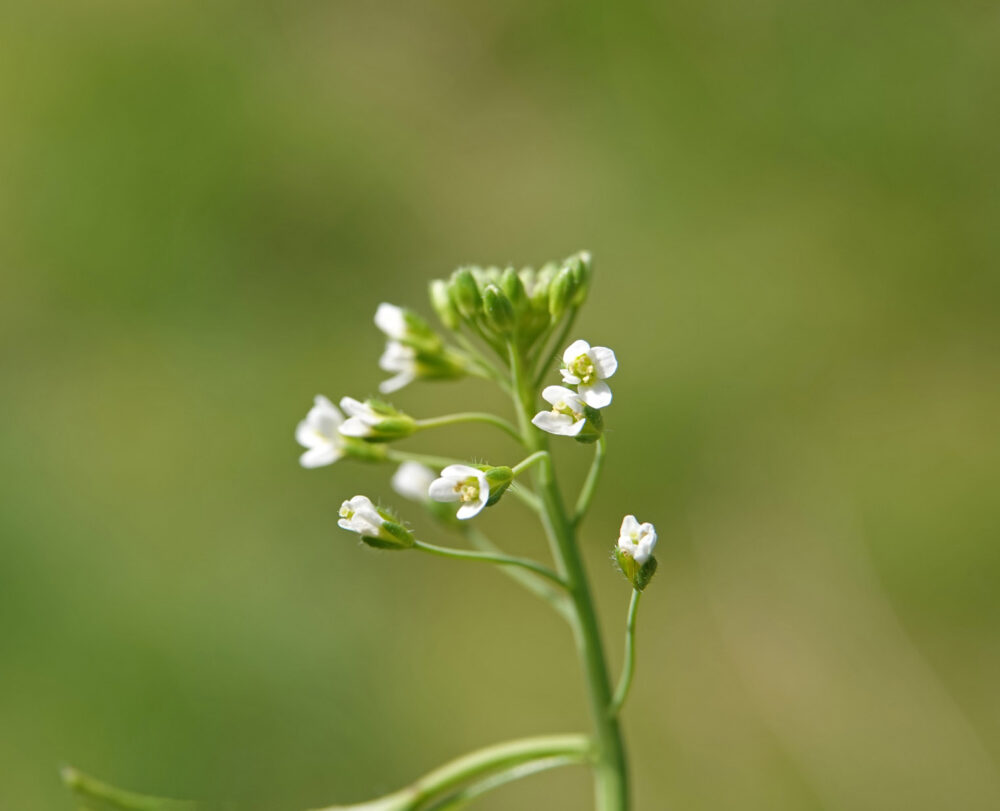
422 755 586 810
464 527 574 623
61 766 198 811
512 450 548 476
574 434 607 527
415 413 521 443
413 540 568 589
509 342 630 811
610 590 642 716
312 734 593 811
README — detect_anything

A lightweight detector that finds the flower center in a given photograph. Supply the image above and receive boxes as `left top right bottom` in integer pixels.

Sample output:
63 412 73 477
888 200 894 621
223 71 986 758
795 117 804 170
339 506 354 520
456 479 480 503
552 399 582 419
569 354 596 384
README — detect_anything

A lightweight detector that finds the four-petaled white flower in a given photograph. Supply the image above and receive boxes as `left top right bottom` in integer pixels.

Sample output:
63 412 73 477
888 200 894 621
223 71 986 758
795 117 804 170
560 339 617 409
338 397 383 438
338 495 385 536
379 341 418 394
295 395 345 468
374 303 407 341
617 515 657 566
532 386 588 436
428 464 489 520
392 461 436 502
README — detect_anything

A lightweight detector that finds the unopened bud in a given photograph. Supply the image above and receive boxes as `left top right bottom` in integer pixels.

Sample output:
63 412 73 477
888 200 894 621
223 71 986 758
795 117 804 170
483 465 514 506
449 268 482 319
548 266 578 321
429 279 460 330
614 515 658 591
339 397 416 442
482 283 516 334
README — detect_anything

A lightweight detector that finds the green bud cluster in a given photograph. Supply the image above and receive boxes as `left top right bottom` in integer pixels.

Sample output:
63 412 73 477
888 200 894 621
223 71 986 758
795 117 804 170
429 252 592 350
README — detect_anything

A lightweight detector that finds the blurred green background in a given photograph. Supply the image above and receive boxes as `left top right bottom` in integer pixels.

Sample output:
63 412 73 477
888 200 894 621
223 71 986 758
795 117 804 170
2 1 999 809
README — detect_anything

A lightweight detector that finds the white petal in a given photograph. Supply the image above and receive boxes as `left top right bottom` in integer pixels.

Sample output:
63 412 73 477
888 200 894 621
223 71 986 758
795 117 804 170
590 347 618 379
632 548 650 565
532 411 584 436
440 464 482 481
428 477 462 502
578 380 612 409
379 341 416 372
379 371 415 394
295 419 320 448
392 462 435 501
456 500 485 520
620 514 641 537
541 385 579 406
374 303 407 339
559 370 582 385
299 444 340 468
339 397 368 418
339 417 373 437
563 339 591 364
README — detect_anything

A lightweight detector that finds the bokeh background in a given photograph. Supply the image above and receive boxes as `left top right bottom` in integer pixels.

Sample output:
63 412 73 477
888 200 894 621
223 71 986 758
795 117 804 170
2 1 999 809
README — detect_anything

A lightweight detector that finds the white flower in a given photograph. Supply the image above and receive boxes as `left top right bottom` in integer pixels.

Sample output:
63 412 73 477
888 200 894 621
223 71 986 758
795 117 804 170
338 495 385 536
392 462 436 502
617 515 657 566
338 397 382 438
295 395 345 468
428 464 490 520
379 341 418 394
560 339 618 409
374 303 407 340
532 385 587 436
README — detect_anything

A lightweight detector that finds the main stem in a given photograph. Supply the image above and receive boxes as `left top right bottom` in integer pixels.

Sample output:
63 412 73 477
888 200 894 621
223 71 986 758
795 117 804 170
509 344 629 811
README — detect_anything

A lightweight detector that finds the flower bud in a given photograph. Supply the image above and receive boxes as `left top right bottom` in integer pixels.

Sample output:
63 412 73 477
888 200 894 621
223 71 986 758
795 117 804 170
339 397 416 442
482 283 516 334
429 279 460 330
548 266 578 321
449 267 482 319
338 495 415 550
500 266 527 314
614 515 658 590
566 251 592 306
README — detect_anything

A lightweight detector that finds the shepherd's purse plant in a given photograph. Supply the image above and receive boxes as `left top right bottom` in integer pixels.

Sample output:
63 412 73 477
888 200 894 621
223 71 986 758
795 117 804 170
63 252 658 811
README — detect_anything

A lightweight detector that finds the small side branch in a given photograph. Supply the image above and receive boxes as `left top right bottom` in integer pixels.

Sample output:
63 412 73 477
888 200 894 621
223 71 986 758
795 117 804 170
573 434 607 527
413 540 568 589
422 755 585 810
414 413 522 444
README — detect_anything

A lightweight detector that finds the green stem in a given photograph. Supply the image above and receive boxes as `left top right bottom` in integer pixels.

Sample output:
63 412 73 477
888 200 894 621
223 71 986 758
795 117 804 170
415 413 522 443
511 450 548 476
509 343 630 811
574 434 607 527
422 755 585 810
61 766 199 811
610 590 642 715
532 307 579 389
464 527 574 623
413 540 567 589
312 734 593 811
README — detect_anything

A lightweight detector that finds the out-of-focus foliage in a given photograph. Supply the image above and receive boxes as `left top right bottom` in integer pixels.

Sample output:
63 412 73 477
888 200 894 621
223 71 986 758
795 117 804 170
1 1 998 809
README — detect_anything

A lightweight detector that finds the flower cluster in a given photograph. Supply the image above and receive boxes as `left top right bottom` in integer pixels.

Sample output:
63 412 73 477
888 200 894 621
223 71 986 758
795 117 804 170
531 339 617 440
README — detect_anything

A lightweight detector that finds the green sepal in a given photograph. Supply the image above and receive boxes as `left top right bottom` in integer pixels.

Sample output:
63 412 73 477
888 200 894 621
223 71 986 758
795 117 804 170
614 549 658 591
484 465 514 506
566 251 592 306
341 438 389 462
573 406 604 444
500 267 527 315
361 518 414 550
